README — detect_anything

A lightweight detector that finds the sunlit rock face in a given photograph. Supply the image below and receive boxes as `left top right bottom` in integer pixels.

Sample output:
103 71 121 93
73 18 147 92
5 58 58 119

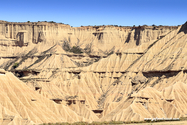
0 20 177 52
2 20 187 124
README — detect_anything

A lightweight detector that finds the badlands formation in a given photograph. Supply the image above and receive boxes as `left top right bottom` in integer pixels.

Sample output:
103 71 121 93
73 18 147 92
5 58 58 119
0 20 187 124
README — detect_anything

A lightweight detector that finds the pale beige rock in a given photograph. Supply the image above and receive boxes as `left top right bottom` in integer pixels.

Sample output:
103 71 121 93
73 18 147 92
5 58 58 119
1 20 187 124
0 71 94 124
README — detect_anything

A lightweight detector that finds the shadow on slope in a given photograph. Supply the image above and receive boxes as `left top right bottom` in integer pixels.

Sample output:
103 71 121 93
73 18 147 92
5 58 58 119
178 21 187 34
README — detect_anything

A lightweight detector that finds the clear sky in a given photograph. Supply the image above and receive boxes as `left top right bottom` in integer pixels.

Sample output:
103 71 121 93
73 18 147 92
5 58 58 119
0 0 186 27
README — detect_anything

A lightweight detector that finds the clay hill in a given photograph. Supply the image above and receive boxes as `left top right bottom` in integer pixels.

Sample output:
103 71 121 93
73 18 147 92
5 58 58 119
0 20 187 124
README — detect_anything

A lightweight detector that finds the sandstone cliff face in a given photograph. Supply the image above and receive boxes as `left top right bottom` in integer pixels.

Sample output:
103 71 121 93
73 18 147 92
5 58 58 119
0 20 177 53
1 20 187 124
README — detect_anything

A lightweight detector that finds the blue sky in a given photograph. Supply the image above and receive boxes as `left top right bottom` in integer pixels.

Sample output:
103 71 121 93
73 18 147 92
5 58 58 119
0 0 186 27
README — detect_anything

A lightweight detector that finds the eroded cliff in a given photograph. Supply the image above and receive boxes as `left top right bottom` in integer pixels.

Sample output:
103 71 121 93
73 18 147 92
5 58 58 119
1 20 187 124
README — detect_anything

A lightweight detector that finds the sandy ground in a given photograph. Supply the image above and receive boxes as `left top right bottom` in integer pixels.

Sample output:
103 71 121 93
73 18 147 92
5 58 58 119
123 121 187 125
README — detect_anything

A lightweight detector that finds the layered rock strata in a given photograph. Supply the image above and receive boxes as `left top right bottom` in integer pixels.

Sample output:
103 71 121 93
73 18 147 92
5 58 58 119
1 20 187 124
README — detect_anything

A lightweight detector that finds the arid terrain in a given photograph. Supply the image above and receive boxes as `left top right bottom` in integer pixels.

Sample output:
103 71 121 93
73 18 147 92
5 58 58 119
0 20 187 124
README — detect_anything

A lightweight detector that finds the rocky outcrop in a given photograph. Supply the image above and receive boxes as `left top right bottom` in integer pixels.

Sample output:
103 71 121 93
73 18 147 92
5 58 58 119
131 72 147 85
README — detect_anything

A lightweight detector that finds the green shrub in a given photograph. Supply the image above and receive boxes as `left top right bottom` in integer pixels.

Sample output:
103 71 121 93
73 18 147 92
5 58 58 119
13 63 19 69
49 21 56 23
70 46 83 54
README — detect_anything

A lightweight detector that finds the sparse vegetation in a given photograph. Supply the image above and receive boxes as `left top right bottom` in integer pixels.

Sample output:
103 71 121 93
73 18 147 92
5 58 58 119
12 62 19 69
62 41 71 52
41 120 180 125
180 117 187 121
70 46 83 54
40 121 124 125
49 21 56 23
84 43 92 54
62 41 83 54
39 117 183 125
